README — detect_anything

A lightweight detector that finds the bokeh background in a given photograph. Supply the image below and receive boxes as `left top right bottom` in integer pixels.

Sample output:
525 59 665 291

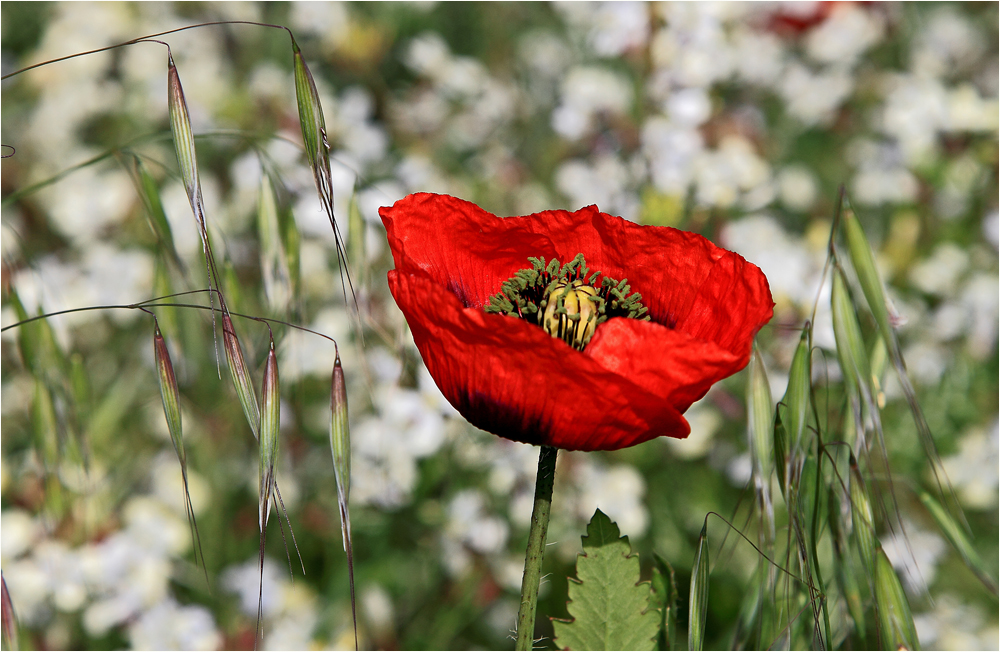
1 2 997 650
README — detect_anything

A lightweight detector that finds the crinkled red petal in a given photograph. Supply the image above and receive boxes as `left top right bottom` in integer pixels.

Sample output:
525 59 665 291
380 193 772 360
389 270 691 451
380 193 774 451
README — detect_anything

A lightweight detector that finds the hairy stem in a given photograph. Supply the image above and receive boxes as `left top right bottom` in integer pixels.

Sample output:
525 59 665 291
516 445 558 651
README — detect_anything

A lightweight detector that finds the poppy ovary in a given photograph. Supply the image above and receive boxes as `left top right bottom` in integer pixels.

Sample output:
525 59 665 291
541 279 600 350
485 253 650 351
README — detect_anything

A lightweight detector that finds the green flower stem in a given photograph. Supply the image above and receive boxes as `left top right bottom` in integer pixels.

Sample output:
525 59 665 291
516 445 558 651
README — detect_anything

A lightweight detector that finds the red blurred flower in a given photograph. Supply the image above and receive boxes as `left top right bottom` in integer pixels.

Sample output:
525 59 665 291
380 193 773 452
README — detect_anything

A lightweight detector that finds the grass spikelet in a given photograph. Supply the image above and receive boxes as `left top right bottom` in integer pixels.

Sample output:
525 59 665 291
688 522 710 652
849 457 876 577
747 344 775 541
2 573 17 652
154 321 184 464
154 320 207 581
831 267 871 405
291 37 355 308
259 340 279 533
168 50 224 361
330 350 358 649
167 52 205 238
222 313 261 440
258 175 292 313
873 546 918 650
256 337 280 648
783 327 812 465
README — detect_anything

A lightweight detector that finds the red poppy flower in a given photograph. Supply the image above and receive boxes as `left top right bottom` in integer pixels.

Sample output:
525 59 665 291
380 193 773 452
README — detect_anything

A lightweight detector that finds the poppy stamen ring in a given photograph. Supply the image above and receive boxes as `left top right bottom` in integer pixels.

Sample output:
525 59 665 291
485 254 649 351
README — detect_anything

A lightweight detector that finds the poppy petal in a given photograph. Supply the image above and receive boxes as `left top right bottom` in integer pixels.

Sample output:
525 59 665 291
388 270 691 451
380 193 774 451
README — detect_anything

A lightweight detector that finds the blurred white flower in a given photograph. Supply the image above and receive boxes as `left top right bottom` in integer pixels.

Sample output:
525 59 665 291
572 460 648 539
914 593 999 651
730 28 786 87
805 4 884 66
361 583 395 637
776 165 819 212
650 4 733 87
445 489 509 556
128 597 221 651
664 397 722 460
552 66 632 140
909 242 969 296
881 520 947 595
223 557 284 617
642 117 704 195
518 31 571 81
946 84 1000 132
405 32 452 79
694 136 771 209
910 8 986 79
780 62 853 126
555 155 638 220
289 1 350 51
941 422 999 510
879 74 949 165
666 87 712 127
1 510 41 562
720 214 823 308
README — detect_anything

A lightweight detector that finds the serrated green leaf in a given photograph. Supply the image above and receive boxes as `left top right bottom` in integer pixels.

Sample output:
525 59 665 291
553 510 659 651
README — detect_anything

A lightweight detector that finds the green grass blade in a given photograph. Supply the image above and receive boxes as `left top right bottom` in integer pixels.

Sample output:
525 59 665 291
688 522 710 652
841 196 960 527
348 191 365 288
127 154 183 271
874 546 919 650
919 491 997 594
